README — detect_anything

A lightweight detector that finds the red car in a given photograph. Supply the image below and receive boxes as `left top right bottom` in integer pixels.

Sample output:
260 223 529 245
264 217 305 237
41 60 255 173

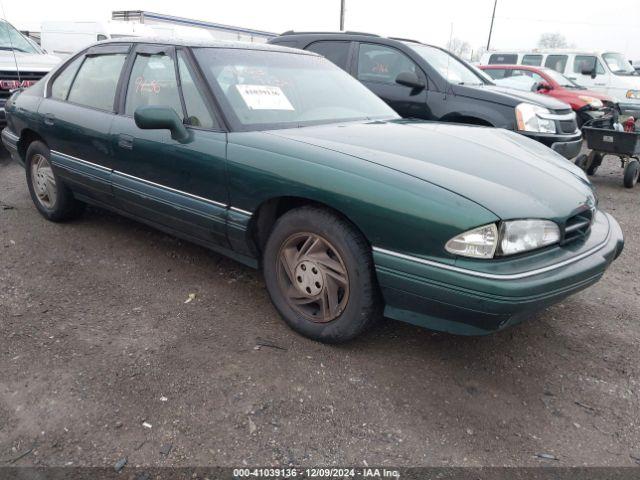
480 64 614 126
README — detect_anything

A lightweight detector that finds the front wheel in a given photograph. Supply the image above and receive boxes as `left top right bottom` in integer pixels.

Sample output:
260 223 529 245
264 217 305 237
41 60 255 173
263 206 381 343
623 159 639 188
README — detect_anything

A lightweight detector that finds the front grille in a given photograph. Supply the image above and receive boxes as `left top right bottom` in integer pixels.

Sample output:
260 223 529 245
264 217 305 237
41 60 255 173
562 209 593 244
559 119 578 134
0 70 47 99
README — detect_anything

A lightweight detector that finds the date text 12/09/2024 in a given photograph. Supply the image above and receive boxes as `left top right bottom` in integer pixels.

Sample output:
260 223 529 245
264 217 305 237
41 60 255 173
232 467 401 478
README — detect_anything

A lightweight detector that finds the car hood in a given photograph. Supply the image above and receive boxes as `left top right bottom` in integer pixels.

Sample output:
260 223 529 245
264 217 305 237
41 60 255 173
0 51 61 71
268 119 595 221
456 83 572 111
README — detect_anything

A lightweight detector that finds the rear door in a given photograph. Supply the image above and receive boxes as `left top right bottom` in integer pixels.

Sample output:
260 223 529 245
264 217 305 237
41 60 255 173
40 44 130 203
354 42 429 119
110 44 229 247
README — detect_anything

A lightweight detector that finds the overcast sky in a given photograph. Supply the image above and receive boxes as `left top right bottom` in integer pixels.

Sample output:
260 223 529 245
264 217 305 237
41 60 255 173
4 0 640 60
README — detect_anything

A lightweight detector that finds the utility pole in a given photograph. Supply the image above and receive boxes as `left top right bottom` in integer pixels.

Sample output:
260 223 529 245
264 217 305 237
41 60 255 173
486 0 498 50
340 0 346 31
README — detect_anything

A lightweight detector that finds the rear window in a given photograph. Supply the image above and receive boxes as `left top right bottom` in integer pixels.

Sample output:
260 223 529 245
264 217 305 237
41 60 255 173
544 55 568 73
489 53 518 64
522 55 542 66
484 68 508 79
306 41 350 70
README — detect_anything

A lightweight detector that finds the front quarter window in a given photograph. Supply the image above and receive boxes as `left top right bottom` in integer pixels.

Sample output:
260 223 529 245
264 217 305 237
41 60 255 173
193 48 398 130
410 44 485 86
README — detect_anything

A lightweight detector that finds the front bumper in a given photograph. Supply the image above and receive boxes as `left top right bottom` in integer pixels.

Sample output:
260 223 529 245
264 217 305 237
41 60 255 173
618 102 640 116
522 131 583 159
373 211 623 335
1 127 21 164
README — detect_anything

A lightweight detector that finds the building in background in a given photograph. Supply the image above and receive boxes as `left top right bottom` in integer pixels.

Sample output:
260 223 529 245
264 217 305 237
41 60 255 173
111 10 276 43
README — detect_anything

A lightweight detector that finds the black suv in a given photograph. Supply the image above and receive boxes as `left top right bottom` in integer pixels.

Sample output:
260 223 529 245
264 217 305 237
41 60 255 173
269 32 582 159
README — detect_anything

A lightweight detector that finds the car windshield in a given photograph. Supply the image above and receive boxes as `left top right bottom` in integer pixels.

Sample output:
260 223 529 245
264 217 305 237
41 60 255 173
541 68 583 88
194 48 399 129
0 21 40 54
603 52 637 76
408 44 486 86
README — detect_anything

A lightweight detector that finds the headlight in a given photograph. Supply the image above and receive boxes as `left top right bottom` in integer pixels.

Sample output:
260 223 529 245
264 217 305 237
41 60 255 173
445 224 498 259
626 90 640 99
499 220 560 255
445 220 560 259
515 103 556 133
578 95 603 109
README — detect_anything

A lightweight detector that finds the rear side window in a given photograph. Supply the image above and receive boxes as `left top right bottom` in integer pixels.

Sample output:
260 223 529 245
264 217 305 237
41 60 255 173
357 43 420 85
484 68 508 79
125 52 183 117
177 51 216 129
522 55 542 66
67 53 127 111
573 55 605 75
51 56 83 100
488 53 518 64
306 41 350 70
544 55 568 73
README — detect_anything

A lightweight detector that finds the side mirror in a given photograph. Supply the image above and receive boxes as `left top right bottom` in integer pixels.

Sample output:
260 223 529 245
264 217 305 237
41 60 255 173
134 106 190 142
395 71 425 90
536 81 552 91
581 66 596 79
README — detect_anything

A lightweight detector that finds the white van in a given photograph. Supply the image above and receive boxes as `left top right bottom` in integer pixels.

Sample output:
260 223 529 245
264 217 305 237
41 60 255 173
41 21 211 58
480 50 640 115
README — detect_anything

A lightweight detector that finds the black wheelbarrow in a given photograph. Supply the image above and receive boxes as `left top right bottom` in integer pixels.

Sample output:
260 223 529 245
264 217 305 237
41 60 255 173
574 112 640 188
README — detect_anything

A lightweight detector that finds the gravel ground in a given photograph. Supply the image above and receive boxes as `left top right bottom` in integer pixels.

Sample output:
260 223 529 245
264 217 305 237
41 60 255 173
1 147 639 469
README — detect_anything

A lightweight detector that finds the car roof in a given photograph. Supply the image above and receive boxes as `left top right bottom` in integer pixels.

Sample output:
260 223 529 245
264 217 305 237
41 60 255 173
485 49 615 56
273 31 438 49
94 36 318 55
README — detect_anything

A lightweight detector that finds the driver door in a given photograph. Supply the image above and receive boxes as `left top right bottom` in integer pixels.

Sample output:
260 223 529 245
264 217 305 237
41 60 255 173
354 43 429 119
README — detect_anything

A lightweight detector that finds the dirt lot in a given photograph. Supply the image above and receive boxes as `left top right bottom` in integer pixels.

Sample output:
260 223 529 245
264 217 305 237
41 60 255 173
1 147 639 469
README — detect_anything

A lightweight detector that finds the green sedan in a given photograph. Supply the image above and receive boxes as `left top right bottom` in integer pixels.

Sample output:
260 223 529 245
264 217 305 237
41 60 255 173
1 39 624 343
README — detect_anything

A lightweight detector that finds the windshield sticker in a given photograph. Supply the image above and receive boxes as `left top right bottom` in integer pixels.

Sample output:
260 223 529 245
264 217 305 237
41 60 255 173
236 84 294 110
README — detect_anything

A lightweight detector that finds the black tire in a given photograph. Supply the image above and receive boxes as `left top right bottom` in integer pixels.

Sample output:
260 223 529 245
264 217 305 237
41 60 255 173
586 152 603 176
574 153 588 171
263 206 381 343
623 160 639 188
25 141 85 221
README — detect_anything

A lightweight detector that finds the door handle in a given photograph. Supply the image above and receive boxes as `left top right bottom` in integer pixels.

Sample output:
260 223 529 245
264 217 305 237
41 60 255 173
118 134 134 150
595 83 606 86
43 113 55 126
567 76 577 80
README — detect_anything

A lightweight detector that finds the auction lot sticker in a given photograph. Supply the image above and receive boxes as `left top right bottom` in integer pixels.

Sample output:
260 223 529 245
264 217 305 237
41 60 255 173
236 84 295 110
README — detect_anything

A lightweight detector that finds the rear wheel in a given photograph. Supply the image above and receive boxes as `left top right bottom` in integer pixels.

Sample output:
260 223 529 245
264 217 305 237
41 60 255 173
25 141 85 221
263 206 381 343
623 159 639 188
